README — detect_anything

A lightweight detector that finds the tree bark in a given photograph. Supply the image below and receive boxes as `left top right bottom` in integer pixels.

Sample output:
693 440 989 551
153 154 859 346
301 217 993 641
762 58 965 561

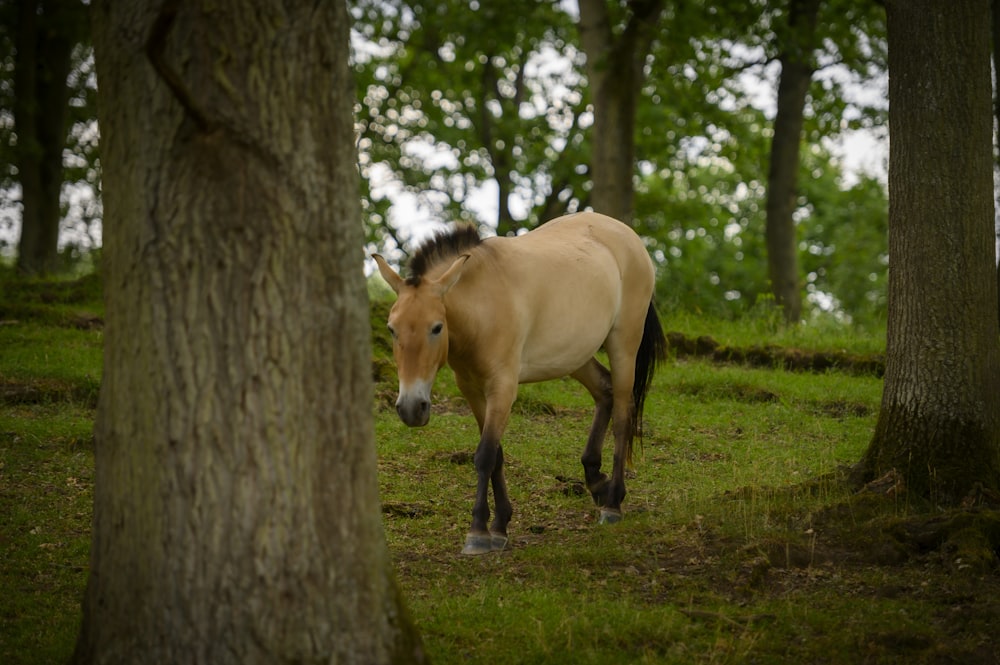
856 0 1000 502
74 1 424 662
992 0 1000 331
479 56 517 236
13 0 81 275
577 0 664 224
764 0 821 324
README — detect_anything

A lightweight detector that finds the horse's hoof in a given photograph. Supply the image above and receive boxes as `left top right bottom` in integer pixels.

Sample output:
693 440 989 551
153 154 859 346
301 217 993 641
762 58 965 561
598 508 622 525
462 532 492 555
461 531 509 555
490 531 509 552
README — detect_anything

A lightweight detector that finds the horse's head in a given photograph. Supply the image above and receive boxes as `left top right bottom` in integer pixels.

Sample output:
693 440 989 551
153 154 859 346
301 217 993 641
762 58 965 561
372 253 469 427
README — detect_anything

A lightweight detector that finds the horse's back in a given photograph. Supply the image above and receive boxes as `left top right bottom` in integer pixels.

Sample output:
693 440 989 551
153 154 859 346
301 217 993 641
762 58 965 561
467 212 654 382
497 212 651 282
519 212 648 261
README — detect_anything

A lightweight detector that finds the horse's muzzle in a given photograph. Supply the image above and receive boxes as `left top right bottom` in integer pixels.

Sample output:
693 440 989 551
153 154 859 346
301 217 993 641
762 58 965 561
396 395 431 427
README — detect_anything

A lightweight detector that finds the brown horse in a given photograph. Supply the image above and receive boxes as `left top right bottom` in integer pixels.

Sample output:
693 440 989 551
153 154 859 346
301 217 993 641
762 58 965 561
373 212 667 555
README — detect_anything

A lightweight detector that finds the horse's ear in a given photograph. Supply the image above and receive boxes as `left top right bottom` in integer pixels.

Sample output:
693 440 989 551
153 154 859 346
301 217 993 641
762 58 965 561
372 254 404 294
434 254 470 296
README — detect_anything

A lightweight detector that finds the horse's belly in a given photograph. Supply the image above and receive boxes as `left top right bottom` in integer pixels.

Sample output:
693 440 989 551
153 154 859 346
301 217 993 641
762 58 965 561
517 331 607 384
515 270 618 383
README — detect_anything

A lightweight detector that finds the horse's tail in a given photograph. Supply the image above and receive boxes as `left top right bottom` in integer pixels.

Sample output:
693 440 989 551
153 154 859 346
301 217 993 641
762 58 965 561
629 301 668 465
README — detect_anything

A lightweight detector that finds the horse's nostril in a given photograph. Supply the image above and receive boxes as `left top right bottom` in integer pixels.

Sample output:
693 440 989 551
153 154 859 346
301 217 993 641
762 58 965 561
396 396 431 427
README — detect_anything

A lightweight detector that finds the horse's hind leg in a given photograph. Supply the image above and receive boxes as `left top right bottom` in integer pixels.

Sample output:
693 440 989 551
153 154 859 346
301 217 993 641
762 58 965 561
601 332 642 524
571 358 614 506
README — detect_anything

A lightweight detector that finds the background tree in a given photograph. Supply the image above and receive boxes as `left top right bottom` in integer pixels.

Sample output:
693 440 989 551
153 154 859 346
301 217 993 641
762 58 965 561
632 0 887 322
74 0 423 662
855 0 1000 500
577 0 664 223
353 0 582 248
1 0 88 274
751 0 887 324
764 0 821 323
354 0 888 323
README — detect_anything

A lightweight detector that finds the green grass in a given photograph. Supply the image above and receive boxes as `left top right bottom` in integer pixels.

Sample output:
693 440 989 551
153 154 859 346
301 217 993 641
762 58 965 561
3 273 999 664
377 360 889 662
0 406 94 662
0 268 100 662
660 307 887 356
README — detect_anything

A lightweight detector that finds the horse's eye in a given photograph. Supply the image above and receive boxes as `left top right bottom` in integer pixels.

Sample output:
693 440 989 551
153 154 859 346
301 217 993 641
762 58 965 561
430 322 444 336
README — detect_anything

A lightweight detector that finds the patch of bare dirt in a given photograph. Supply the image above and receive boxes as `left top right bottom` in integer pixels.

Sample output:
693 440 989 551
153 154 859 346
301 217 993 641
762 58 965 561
696 479 1000 663
0 378 99 407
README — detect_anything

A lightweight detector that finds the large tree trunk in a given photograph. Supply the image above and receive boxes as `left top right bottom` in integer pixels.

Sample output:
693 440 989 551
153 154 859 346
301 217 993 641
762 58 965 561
764 0 821 324
577 0 663 224
13 0 80 276
992 0 1000 332
856 0 1000 501
73 1 424 662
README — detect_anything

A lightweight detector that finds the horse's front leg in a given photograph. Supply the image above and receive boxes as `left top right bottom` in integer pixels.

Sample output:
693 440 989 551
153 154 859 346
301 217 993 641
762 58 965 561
464 437 513 555
489 444 513 542
461 379 516 556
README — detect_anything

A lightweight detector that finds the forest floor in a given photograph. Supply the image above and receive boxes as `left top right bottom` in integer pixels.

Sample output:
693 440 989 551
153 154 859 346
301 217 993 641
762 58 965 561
370 300 1000 665
1 275 998 664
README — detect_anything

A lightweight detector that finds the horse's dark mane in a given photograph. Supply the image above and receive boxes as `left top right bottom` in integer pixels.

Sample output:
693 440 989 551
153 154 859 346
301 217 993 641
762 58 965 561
406 224 482 286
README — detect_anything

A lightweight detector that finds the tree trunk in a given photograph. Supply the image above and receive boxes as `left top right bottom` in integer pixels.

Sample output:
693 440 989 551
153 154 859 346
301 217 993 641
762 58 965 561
764 0 821 324
577 0 663 224
74 1 424 663
13 0 79 275
856 0 1000 502
992 0 1000 332
478 58 516 236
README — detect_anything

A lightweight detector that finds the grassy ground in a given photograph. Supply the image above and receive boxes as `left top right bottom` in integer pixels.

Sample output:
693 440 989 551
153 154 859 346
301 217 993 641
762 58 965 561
0 271 102 663
2 273 998 664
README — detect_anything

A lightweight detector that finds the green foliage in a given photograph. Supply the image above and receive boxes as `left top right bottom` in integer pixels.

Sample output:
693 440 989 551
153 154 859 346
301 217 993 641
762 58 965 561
353 0 583 252
636 157 771 318
637 142 888 325
60 43 102 257
634 0 888 322
354 0 889 324
799 167 888 325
